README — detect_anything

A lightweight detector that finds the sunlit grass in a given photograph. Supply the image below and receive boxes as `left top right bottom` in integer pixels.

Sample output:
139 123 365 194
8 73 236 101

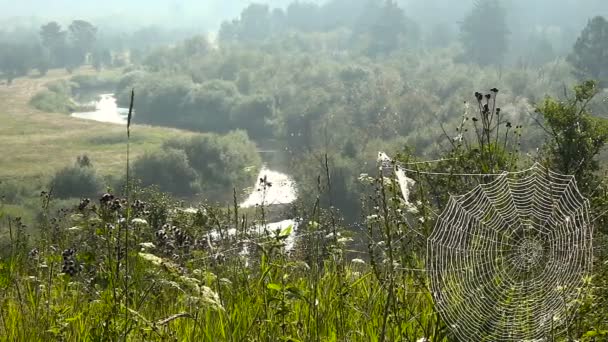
0 67 196 182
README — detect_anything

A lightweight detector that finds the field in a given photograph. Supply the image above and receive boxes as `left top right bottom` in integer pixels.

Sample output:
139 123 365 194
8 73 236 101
0 68 195 183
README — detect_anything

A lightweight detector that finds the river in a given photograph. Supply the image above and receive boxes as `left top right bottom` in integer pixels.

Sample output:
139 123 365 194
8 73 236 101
71 93 129 125
71 93 297 208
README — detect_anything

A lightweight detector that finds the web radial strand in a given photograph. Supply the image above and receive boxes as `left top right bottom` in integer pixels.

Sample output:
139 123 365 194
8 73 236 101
427 164 593 341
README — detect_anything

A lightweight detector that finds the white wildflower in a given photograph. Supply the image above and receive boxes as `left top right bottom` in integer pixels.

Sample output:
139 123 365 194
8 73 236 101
338 237 353 244
138 252 164 266
139 242 156 250
131 218 148 225
200 286 224 311
70 214 84 221
366 214 379 223
351 258 366 265
406 204 419 214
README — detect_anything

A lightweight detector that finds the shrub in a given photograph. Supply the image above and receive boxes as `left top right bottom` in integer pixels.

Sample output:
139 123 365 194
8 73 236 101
49 159 103 199
459 0 509 66
70 74 119 92
165 130 262 196
230 95 274 138
30 80 76 113
568 16 608 86
131 148 200 197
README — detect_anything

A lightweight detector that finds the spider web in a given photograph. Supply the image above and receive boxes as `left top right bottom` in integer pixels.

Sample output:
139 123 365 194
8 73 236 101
427 163 593 341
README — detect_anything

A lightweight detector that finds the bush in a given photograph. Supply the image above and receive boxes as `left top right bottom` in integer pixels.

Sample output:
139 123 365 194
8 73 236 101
165 130 262 197
30 80 76 114
49 160 103 199
131 148 200 197
179 79 240 132
568 16 608 86
230 95 274 138
70 74 119 92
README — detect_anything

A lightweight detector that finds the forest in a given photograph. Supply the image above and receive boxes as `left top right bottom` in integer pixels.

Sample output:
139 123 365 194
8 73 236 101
1 0 608 340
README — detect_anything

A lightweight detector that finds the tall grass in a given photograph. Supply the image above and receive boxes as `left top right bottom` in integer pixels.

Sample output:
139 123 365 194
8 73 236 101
0 160 444 341
2 86 606 342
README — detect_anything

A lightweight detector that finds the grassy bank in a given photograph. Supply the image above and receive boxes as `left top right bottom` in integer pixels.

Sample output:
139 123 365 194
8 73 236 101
0 67 196 182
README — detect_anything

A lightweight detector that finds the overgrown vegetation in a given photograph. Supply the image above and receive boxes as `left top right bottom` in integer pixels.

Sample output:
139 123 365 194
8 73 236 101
49 155 103 199
3 1 608 340
29 80 77 113
2 84 608 340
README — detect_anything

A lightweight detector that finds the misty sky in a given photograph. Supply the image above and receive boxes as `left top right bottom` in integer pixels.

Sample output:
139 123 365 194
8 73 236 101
0 1 317 30
0 0 607 35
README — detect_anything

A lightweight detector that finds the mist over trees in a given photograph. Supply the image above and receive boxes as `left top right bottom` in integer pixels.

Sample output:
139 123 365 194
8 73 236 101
3 1 608 340
459 0 509 66
568 16 608 85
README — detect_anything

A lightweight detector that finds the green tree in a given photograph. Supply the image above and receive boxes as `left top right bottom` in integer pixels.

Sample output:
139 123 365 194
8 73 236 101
241 4 272 41
230 95 274 138
179 79 240 132
0 43 34 84
351 1 413 56
459 0 509 66
183 35 210 56
130 74 194 127
165 131 261 191
132 148 199 197
91 48 112 71
49 157 102 199
68 20 98 67
367 1 408 56
536 80 608 192
40 22 67 68
286 2 322 32
568 16 608 86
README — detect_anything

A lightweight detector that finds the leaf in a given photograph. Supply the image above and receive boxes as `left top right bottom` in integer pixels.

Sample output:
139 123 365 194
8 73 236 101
267 283 282 292
285 285 306 301
280 225 293 237
584 330 608 337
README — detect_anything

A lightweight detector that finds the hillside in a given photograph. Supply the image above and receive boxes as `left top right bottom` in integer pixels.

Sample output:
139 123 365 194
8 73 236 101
0 68 195 182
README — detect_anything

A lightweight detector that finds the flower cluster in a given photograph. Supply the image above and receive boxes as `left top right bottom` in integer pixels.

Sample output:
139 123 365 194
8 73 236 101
62 249 82 276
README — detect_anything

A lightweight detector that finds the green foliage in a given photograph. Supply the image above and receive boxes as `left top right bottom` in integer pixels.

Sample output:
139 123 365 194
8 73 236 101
459 0 509 66
40 21 68 68
0 181 443 341
352 0 414 57
70 74 116 90
568 16 608 86
131 130 260 199
49 156 103 199
536 80 608 192
179 79 240 132
401 88 522 210
0 42 37 84
132 148 200 197
68 20 98 67
230 94 274 138
29 80 77 114
164 130 262 196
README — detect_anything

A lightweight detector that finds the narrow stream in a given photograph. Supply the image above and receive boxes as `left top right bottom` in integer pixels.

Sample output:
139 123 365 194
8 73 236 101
72 93 298 209
71 93 129 125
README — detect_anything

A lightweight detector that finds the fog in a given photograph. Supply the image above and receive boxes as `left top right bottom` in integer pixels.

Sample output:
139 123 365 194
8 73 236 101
2 0 606 31
2 1 608 339
0 0 321 31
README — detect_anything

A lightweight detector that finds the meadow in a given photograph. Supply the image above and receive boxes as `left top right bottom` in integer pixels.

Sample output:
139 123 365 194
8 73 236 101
0 68 195 182
1 1 608 340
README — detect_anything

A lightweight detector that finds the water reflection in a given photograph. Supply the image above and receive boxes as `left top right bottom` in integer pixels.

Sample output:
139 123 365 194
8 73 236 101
240 167 297 208
71 93 128 125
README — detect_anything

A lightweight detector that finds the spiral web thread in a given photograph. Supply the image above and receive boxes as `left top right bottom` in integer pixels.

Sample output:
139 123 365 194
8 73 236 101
427 163 593 341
